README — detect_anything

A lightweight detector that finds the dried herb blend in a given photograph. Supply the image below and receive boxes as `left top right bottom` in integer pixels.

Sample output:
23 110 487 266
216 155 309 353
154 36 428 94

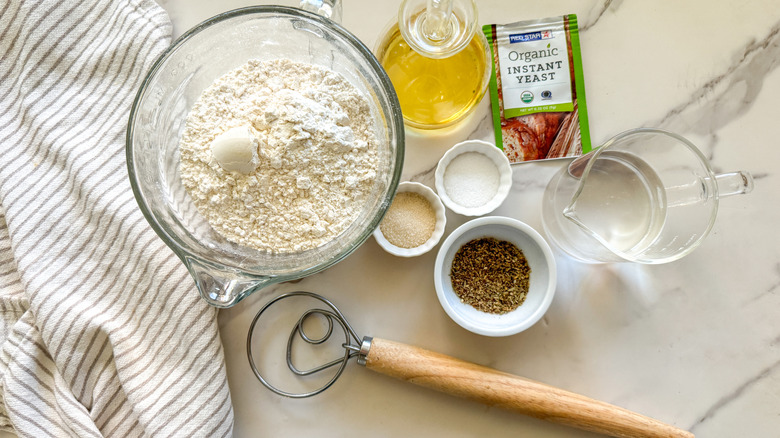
450 237 530 314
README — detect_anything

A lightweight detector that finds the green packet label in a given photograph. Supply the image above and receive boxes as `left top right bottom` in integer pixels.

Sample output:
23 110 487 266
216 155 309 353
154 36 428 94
483 15 592 163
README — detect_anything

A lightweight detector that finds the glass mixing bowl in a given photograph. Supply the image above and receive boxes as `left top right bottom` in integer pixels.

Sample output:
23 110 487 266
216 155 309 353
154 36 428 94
126 6 404 308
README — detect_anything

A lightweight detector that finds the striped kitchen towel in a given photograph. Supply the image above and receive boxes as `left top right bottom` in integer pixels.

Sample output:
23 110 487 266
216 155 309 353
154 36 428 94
0 0 233 436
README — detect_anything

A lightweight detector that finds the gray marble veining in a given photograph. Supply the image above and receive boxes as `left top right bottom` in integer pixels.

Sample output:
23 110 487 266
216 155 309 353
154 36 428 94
159 0 780 436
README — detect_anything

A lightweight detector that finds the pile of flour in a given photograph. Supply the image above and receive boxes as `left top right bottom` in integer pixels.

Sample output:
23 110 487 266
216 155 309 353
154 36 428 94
179 59 380 253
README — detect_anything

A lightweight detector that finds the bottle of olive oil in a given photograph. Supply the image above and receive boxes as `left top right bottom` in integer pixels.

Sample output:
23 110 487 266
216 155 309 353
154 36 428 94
376 0 489 130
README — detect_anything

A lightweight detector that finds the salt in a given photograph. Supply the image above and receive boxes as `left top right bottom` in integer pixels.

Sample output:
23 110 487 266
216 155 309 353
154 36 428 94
443 152 499 208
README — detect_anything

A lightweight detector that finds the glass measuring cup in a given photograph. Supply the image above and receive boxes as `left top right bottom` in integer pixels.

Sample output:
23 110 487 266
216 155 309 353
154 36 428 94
541 128 753 264
126 5 404 307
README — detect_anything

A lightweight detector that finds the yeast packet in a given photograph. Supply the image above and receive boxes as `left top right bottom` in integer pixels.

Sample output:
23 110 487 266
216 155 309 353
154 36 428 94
483 15 591 163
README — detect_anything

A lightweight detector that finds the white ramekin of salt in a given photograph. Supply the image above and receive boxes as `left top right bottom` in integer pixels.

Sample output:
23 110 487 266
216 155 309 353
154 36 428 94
373 182 447 257
435 140 512 216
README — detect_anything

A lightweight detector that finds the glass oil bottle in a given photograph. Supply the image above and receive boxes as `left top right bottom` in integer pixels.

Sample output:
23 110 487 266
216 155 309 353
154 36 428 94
375 0 490 130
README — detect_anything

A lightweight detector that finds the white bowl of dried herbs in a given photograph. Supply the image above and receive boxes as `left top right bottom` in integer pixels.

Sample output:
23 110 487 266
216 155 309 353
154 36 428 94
434 216 556 336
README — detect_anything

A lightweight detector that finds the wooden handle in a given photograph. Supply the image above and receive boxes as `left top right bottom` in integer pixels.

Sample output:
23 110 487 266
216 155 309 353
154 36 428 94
364 338 693 438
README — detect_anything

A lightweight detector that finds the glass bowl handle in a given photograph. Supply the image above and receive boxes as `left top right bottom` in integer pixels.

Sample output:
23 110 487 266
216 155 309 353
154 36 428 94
298 0 342 22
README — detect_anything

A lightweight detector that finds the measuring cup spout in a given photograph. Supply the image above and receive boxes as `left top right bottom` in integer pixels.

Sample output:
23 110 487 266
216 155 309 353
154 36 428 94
566 149 596 179
185 256 276 308
715 171 754 198
561 203 584 229
560 196 615 259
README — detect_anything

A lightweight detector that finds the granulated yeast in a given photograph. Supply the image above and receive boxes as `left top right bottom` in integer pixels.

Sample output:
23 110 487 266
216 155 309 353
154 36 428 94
179 59 380 253
380 192 436 248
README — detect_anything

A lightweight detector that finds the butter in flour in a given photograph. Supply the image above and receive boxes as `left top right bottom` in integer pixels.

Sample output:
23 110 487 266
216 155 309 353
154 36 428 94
209 125 260 174
179 59 380 253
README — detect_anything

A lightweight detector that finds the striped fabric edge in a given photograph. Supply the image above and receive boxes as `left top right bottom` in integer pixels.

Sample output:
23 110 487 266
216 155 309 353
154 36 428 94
0 0 234 436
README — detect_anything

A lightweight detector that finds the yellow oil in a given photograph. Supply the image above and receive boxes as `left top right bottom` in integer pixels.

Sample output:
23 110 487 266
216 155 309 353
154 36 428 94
378 25 488 129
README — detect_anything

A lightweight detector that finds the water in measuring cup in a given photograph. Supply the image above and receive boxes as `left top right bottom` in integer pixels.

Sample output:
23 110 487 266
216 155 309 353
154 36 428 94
561 151 667 259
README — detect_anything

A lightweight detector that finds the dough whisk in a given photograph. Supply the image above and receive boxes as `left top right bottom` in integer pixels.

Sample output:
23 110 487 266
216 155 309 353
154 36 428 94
247 291 693 438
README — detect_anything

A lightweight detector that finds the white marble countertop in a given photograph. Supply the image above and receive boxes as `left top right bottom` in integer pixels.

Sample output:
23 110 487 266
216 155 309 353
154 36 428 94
160 1 779 436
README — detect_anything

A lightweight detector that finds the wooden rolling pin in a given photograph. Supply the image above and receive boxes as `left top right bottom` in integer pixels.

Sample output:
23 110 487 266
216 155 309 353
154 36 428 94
361 337 693 438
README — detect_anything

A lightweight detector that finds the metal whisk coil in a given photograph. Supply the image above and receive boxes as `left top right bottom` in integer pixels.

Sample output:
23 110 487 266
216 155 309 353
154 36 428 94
247 291 369 398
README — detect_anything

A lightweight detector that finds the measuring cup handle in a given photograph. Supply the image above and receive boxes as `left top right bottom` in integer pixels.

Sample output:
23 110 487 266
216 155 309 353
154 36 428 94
298 0 343 22
715 171 754 198
364 338 694 438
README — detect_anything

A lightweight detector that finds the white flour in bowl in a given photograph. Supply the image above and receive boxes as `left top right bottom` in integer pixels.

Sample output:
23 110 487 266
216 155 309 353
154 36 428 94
179 59 380 253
